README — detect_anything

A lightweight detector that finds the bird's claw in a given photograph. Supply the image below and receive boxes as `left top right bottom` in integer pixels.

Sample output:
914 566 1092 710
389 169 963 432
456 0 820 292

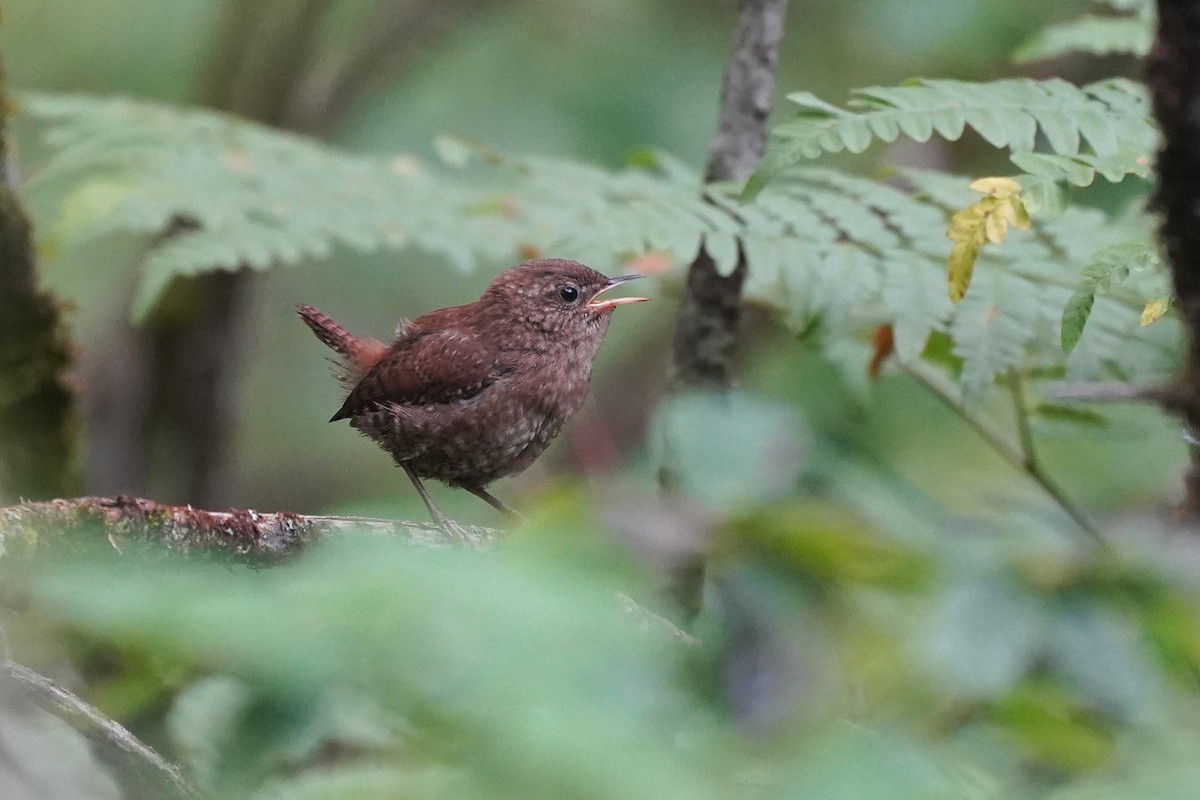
432 512 474 542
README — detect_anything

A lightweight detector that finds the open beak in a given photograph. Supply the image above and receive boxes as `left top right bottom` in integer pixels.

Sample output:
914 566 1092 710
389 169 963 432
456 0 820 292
587 273 650 311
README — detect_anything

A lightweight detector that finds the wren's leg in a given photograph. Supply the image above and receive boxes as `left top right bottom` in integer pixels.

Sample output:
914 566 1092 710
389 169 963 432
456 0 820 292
402 464 473 541
463 485 526 523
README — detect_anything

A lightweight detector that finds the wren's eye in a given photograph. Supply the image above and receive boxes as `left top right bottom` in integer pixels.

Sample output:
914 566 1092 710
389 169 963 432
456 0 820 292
558 285 580 303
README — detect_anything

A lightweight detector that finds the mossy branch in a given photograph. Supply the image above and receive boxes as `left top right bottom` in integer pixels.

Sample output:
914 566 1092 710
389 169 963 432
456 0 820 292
0 496 496 559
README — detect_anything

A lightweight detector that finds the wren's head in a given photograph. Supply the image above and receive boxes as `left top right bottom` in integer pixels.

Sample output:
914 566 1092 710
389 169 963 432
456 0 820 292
482 258 648 345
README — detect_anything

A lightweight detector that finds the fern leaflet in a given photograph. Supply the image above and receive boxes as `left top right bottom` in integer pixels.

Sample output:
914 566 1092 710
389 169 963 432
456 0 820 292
748 78 1156 197
1015 9 1153 62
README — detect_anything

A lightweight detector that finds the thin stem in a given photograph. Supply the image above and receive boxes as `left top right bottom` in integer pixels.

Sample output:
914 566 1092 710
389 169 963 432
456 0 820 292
901 362 1104 545
1007 370 1099 540
902 362 1023 462
1007 370 1039 471
1 659 202 798
1046 382 1170 404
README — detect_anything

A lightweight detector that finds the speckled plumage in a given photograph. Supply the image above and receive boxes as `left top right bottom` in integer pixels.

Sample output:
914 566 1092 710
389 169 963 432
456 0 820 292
299 258 646 527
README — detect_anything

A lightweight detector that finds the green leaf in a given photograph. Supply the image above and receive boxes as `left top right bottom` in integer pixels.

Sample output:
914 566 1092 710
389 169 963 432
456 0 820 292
1061 290 1097 354
1048 604 1162 718
1060 241 1159 352
651 391 805 513
22 93 1178 404
704 231 740 275
919 579 1048 698
54 177 137 234
989 679 1115 771
247 765 459 800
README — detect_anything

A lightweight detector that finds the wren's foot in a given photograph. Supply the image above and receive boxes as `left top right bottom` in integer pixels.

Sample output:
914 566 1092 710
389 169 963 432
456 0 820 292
403 464 474 542
429 507 476 542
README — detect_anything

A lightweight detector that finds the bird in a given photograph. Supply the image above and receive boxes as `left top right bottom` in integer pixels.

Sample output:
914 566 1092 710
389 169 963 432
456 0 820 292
298 258 648 538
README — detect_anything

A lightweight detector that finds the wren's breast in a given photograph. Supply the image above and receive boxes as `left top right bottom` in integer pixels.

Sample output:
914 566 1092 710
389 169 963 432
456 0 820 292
393 350 596 486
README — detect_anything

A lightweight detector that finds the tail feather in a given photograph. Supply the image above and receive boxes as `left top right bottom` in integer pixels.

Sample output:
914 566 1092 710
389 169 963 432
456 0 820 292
297 303 387 379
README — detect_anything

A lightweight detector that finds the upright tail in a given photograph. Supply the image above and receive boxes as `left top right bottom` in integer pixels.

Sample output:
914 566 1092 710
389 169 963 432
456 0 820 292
297 304 387 380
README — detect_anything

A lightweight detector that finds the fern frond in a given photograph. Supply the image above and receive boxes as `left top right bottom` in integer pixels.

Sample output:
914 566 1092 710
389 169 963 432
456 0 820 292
749 78 1156 196
950 271 1056 395
20 93 1178 400
23 93 498 318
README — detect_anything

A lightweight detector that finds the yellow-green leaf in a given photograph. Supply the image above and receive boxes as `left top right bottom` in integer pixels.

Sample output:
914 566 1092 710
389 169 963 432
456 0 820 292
1140 297 1170 326
1009 195 1031 231
990 679 1115 772
969 176 1023 197
946 178 1032 303
985 208 1008 244
947 222 985 302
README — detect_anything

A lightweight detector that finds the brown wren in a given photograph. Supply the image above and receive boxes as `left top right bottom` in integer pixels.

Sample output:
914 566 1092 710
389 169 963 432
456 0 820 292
299 258 648 537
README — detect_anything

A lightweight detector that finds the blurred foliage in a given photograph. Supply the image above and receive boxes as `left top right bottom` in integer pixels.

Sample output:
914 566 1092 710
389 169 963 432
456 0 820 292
6 393 1200 798
4 0 1200 798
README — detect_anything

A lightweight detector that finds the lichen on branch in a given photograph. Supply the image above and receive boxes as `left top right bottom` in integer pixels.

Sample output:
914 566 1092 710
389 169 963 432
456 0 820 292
0 496 494 559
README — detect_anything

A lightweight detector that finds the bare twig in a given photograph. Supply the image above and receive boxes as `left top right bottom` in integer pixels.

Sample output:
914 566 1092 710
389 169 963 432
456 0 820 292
663 0 790 620
0 496 496 556
901 363 1102 544
702 0 789 186
670 0 789 391
1 659 202 798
